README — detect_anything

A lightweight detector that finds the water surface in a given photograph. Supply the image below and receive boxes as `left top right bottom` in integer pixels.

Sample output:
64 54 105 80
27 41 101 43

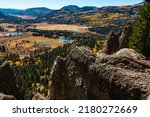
0 32 23 37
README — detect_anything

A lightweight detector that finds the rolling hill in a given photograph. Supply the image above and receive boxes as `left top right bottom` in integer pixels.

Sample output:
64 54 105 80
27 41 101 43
0 11 9 23
0 11 6 18
0 7 52 18
0 11 23 23
37 4 141 25
20 7 52 17
36 4 141 34
61 5 80 11
0 3 142 34
0 9 22 15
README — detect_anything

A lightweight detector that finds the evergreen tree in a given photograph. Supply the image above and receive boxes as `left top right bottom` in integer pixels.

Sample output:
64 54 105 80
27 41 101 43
129 1 150 57
145 0 150 2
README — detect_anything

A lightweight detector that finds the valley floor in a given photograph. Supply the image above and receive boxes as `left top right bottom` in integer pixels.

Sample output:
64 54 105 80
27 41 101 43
0 23 87 57
32 23 89 32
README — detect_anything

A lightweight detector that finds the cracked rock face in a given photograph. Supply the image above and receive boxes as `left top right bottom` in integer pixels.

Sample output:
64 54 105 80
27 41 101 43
47 47 150 100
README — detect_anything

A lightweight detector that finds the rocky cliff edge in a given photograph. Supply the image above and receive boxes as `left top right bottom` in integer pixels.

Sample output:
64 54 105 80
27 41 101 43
48 47 150 100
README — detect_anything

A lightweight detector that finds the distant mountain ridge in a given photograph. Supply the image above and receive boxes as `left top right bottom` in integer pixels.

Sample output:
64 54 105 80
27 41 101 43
61 5 80 11
60 5 99 12
0 7 52 17
0 11 9 23
0 11 6 18
0 9 21 15
35 3 142 35
0 3 142 28
0 5 101 21
37 4 141 23
0 11 23 23
0 5 102 18
20 7 52 17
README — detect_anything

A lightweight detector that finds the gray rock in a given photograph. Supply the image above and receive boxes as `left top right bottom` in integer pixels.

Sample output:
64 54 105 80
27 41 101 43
102 31 120 54
147 95 150 100
0 93 16 100
119 25 133 49
114 48 146 60
103 25 133 54
32 93 46 100
48 47 150 100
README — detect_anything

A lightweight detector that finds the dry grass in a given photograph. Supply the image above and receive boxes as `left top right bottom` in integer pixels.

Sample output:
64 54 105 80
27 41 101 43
23 36 52 42
33 23 89 32
4 36 65 51
0 23 18 32
25 36 64 48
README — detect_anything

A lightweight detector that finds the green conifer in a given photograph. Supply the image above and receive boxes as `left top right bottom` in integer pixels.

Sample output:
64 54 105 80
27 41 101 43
129 2 150 57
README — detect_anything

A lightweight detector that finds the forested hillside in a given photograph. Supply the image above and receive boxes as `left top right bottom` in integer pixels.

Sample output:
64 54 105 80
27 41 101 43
36 4 141 34
0 7 52 17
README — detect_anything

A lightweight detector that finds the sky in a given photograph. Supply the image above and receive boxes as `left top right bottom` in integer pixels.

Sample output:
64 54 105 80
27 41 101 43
0 0 144 9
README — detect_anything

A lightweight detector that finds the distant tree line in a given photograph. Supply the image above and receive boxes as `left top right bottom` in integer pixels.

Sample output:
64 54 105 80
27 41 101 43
0 26 5 32
29 29 104 40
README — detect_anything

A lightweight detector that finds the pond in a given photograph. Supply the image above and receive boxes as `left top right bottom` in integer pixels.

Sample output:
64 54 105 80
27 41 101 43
0 32 23 37
38 42 51 45
60 37 73 42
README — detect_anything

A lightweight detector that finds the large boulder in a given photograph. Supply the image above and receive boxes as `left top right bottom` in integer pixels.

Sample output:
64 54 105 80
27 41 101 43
115 48 146 60
47 47 150 100
0 62 20 99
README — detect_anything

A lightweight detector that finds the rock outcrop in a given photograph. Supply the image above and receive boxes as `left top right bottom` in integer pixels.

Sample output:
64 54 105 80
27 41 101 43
0 62 20 99
0 93 16 100
103 25 133 54
32 93 46 100
102 31 121 54
119 25 133 49
48 47 150 100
